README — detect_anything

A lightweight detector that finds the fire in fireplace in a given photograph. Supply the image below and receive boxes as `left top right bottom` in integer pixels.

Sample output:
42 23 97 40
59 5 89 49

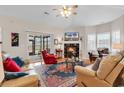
64 43 79 58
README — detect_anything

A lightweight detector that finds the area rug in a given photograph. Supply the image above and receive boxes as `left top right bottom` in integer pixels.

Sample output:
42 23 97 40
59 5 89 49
34 62 76 87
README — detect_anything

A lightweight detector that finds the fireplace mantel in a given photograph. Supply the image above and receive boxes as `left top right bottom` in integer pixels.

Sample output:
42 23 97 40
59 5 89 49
63 41 81 44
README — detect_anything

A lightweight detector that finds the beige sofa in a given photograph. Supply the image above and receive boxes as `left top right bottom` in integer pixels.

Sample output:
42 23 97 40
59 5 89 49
75 51 124 87
0 57 39 87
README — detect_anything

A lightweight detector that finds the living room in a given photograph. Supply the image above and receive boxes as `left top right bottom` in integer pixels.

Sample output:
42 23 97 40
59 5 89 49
1 2 124 90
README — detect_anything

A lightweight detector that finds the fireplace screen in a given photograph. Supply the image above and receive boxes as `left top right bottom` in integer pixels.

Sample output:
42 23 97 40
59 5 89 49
64 43 79 58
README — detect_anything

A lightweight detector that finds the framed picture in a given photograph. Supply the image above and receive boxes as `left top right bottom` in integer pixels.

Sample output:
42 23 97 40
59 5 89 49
11 33 19 47
54 39 58 45
64 32 79 41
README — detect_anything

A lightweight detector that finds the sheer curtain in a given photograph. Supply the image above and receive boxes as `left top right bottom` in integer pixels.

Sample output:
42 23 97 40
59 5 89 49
87 33 96 52
97 32 110 49
112 30 120 52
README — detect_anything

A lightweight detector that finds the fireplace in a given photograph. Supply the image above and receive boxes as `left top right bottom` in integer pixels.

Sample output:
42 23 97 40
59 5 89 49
64 43 79 58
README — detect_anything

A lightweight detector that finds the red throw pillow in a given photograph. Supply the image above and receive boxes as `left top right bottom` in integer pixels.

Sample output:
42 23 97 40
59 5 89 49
4 58 22 72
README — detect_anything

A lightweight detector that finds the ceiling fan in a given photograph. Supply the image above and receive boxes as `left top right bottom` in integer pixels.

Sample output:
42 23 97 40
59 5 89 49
44 5 78 18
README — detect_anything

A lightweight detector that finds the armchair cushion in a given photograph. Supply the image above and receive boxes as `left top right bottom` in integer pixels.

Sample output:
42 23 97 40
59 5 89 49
119 51 124 57
97 53 123 80
75 66 96 77
46 54 56 58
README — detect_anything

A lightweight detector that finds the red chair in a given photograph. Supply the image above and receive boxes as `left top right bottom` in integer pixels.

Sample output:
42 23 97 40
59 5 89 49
41 50 57 64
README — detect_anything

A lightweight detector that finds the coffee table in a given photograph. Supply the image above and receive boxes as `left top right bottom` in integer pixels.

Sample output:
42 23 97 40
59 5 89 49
65 58 83 72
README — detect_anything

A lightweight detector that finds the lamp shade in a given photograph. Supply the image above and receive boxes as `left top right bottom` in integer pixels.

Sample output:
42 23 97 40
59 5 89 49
112 43 122 49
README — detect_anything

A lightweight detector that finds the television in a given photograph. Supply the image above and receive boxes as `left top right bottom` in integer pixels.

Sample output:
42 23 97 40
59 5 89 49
64 32 79 41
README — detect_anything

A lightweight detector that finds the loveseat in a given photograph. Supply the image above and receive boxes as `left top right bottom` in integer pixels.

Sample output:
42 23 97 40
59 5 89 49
0 57 39 87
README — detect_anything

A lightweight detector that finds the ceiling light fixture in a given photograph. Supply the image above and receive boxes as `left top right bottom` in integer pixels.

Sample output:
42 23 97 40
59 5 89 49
44 5 78 18
60 5 72 18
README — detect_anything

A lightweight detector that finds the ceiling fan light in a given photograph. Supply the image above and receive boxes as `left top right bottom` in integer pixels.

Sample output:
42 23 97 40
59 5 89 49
68 11 71 15
63 5 67 9
68 7 72 11
60 11 65 17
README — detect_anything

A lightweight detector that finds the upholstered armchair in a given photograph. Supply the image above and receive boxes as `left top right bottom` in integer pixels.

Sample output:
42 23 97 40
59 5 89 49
41 50 57 64
75 52 124 87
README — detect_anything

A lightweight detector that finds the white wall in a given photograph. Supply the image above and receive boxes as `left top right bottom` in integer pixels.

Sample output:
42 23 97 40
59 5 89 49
53 26 85 59
0 16 59 59
1 15 124 59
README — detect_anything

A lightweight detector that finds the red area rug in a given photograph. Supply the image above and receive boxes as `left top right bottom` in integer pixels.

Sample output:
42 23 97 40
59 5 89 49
34 62 76 87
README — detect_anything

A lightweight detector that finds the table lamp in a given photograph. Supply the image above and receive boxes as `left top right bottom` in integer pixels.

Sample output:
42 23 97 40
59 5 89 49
112 43 122 52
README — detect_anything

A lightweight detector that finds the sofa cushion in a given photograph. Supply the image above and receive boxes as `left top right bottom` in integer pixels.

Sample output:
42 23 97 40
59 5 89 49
97 53 123 80
86 58 101 71
119 51 124 57
92 58 101 71
4 58 22 72
1 75 38 87
5 71 28 80
12 57 24 67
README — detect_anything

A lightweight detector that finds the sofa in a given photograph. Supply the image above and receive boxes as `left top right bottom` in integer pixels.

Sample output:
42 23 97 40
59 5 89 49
0 57 39 87
75 51 124 87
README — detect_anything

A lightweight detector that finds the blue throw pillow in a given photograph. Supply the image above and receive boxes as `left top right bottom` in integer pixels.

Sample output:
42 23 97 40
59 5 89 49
12 57 24 67
5 71 28 80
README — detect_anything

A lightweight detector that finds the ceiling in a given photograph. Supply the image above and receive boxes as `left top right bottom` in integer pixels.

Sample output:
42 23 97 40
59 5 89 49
0 5 124 28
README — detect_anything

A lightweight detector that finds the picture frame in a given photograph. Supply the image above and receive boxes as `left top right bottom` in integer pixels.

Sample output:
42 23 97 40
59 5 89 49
54 39 58 45
64 32 79 41
11 32 19 47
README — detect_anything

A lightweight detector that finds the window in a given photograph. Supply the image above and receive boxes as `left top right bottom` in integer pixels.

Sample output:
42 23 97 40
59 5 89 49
43 36 51 53
34 36 42 55
87 34 96 51
28 35 42 56
28 35 51 56
97 32 110 49
112 31 120 43
112 30 120 51
87 29 121 52
28 35 35 55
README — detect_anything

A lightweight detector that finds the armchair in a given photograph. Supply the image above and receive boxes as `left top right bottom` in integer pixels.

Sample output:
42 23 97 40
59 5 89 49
41 50 57 64
75 52 124 87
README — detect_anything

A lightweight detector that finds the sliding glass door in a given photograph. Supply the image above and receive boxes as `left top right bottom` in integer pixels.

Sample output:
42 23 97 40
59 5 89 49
43 36 51 53
28 35 51 56
34 36 42 55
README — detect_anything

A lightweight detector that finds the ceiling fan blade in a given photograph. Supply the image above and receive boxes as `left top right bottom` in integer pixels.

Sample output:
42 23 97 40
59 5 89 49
44 12 50 15
73 12 77 15
72 5 78 9
56 15 60 17
52 9 58 11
